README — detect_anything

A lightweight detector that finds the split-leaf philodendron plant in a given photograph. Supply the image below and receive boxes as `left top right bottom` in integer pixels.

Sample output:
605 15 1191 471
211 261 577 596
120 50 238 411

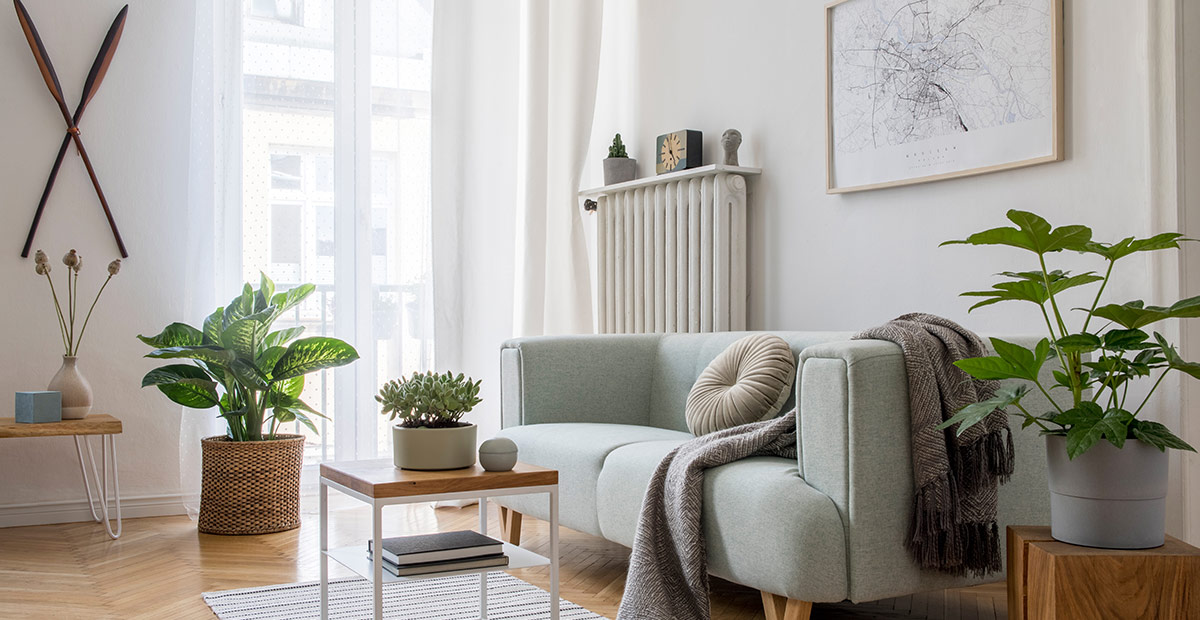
938 210 1199 460
138 274 359 441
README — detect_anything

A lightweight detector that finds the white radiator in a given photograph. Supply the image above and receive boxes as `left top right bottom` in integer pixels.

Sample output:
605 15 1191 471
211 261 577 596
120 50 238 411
584 165 759 334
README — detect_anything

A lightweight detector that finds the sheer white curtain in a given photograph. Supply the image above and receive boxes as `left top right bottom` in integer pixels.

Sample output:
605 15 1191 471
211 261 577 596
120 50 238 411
182 0 235 517
185 0 435 515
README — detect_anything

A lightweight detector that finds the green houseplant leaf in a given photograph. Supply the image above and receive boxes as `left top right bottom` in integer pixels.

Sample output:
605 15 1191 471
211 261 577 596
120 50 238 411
141 364 213 387
937 384 1031 436
137 323 203 348
941 210 1092 255
270 283 316 319
271 337 360 381
1131 420 1196 452
221 315 271 360
202 308 224 345
155 379 220 409
1154 333 1200 380
146 345 237 368
1082 233 1191 261
263 326 305 350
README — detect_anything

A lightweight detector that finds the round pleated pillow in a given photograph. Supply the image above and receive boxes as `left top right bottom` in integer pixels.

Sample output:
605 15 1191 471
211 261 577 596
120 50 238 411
685 334 797 436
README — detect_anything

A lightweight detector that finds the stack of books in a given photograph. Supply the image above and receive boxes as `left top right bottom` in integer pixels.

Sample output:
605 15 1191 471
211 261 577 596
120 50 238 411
366 530 509 577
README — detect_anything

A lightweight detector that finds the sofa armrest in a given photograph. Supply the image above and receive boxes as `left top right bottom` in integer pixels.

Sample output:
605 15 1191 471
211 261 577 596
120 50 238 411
796 338 1055 602
501 334 662 428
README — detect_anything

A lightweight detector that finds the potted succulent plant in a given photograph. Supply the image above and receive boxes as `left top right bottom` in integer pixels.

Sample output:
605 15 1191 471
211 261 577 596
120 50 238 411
377 371 482 470
939 210 1198 549
603 133 637 185
139 274 359 534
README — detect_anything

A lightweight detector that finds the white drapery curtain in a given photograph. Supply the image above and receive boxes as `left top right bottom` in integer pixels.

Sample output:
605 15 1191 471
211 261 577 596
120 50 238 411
430 0 604 444
513 0 604 337
182 0 233 518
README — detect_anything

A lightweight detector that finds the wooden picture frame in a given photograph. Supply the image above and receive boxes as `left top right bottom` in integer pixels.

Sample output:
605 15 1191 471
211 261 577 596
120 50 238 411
825 0 1064 194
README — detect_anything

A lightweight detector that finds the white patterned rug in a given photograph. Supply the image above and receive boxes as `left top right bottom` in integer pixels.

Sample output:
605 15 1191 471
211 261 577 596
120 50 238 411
203 572 606 619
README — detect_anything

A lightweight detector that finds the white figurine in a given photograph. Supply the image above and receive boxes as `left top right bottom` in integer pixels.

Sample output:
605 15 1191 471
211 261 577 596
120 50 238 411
721 129 742 166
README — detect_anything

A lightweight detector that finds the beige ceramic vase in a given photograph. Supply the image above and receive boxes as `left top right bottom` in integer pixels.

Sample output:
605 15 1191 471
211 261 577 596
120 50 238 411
48 356 93 419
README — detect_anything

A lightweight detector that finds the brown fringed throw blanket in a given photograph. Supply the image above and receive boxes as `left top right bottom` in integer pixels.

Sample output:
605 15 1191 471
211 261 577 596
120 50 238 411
617 411 799 620
854 313 1014 576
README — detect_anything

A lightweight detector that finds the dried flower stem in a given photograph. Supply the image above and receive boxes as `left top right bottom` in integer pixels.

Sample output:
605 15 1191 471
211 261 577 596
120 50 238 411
66 268 76 354
73 274 114 355
42 272 69 354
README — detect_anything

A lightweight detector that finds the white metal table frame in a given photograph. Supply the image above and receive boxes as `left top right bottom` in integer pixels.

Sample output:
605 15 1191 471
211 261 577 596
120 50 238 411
319 476 560 620
73 434 121 539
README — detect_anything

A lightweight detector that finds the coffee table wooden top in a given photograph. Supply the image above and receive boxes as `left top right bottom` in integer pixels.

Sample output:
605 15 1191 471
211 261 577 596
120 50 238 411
0 414 122 438
319 460 557 499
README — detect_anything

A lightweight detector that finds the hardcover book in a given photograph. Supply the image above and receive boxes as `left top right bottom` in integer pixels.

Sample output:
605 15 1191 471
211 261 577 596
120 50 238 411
373 552 510 577
366 530 504 565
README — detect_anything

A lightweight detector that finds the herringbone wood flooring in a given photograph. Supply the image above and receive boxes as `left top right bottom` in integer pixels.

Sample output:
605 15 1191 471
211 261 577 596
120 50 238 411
0 495 1004 619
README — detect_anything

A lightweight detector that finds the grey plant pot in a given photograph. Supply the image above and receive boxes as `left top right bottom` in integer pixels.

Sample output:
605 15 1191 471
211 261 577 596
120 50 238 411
1045 434 1168 549
392 424 477 470
603 157 637 185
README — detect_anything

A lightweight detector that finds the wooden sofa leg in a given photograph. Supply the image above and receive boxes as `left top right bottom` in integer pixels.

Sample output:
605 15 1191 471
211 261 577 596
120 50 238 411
761 591 813 620
498 506 523 545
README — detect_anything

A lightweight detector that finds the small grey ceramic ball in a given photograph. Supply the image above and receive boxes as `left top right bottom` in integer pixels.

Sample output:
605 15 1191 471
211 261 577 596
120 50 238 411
478 437 519 472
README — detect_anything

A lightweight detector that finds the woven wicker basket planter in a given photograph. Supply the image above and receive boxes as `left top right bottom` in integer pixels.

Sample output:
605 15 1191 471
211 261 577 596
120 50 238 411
199 435 305 535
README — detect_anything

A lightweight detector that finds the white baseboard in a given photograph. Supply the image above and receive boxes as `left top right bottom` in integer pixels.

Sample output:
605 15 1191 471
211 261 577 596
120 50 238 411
0 493 187 528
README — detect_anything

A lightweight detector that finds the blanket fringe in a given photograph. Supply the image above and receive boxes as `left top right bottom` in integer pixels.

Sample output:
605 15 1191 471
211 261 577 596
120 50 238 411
956 427 1015 494
906 477 961 570
907 486 1002 578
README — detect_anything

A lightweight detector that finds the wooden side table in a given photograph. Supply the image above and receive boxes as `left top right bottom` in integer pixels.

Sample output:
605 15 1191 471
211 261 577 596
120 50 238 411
0 414 123 539
318 460 559 620
1008 525 1200 619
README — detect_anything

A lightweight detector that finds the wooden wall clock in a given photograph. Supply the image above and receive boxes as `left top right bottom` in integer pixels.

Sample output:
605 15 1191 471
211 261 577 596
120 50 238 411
655 129 702 175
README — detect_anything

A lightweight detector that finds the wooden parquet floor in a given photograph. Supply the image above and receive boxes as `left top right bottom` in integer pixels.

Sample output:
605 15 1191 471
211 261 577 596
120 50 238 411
0 495 1005 619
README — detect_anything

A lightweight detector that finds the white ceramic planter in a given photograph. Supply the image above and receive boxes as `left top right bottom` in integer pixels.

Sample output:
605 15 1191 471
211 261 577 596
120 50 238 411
1045 434 1168 549
392 424 477 470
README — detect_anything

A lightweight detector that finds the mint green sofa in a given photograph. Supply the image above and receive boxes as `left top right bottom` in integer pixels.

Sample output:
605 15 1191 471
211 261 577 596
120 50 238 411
493 332 1053 613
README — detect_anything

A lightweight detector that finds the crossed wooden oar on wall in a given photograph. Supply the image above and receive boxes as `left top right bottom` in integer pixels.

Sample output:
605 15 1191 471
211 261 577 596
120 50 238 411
14 0 130 258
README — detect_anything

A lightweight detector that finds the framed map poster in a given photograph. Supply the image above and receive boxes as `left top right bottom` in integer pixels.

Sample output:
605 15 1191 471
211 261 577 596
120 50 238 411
825 0 1063 193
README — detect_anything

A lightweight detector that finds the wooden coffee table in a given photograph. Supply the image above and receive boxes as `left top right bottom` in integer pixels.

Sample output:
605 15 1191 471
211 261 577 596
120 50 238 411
0 414 122 539
318 460 560 620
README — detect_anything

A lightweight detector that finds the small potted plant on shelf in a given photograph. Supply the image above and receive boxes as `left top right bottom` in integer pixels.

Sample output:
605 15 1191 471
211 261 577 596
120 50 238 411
939 210 1198 549
377 371 482 470
603 133 637 185
138 274 359 535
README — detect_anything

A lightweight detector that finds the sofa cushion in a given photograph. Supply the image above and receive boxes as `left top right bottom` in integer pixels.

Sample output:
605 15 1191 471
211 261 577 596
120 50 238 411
647 331 854 432
596 441 849 602
492 423 692 537
685 334 796 435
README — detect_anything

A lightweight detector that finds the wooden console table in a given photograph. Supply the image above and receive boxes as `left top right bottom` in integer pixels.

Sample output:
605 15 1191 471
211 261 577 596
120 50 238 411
1008 525 1200 619
0 414 122 539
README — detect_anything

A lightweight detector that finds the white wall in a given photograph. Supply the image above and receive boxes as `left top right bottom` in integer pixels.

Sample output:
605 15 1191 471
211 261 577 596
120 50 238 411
0 0 196 520
581 0 1190 532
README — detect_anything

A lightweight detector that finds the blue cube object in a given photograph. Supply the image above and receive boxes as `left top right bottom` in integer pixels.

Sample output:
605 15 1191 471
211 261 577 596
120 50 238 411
16 391 62 424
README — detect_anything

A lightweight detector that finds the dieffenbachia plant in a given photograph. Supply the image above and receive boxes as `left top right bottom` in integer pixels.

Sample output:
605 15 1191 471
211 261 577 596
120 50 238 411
937 210 1199 459
138 274 359 441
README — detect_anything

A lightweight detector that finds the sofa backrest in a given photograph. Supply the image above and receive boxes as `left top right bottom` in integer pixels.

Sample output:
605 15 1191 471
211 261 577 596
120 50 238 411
646 331 855 432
